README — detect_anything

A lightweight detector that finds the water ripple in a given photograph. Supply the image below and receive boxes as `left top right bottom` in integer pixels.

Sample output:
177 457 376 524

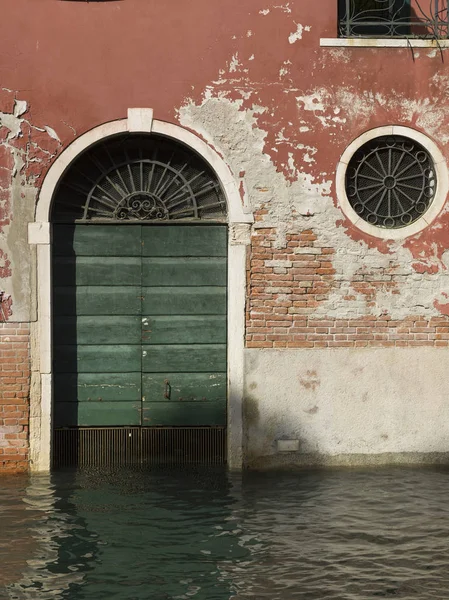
1 467 449 599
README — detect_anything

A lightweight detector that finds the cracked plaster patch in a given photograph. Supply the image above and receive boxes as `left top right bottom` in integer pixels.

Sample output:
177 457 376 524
228 53 243 74
273 3 292 13
288 23 311 44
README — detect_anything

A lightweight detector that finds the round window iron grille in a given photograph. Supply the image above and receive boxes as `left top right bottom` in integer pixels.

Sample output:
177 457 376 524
345 135 436 229
52 134 227 222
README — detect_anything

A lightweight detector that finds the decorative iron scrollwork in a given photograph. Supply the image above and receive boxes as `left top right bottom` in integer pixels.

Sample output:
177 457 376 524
339 0 449 38
345 136 436 229
114 193 170 221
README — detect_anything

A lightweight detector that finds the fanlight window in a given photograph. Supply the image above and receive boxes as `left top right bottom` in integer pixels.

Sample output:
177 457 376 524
52 134 227 222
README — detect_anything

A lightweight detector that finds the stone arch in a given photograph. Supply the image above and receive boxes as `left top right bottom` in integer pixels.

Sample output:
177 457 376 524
29 110 253 471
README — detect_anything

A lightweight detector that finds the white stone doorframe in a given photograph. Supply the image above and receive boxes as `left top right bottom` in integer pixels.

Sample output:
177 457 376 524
28 109 253 472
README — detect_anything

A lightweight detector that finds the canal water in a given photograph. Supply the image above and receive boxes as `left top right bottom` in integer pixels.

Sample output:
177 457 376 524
1 466 449 599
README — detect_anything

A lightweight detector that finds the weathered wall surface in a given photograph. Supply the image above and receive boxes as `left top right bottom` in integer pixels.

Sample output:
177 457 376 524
0 87 60 322
2 0 449 469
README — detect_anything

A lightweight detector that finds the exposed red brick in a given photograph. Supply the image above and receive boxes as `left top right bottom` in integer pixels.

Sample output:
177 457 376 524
246 228 449 350
0 323 30 473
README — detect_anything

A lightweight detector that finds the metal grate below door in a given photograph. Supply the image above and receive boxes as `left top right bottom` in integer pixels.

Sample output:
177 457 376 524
53 427 226 468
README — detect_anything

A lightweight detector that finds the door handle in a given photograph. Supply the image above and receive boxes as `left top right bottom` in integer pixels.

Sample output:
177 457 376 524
164 379 171 399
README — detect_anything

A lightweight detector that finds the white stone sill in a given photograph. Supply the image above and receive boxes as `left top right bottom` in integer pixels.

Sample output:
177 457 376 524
321 38 449 48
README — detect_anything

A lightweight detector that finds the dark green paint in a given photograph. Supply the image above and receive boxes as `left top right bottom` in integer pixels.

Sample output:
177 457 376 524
54 373 141 403
142 225 227 257
142 315 226 344
53 287 142 316
53 257 141 286
142 373 226 403
142 345 227 373
54 316 141 345
142 400 225 426
142 257 226 286
54 345 141 373
55 402 141 427
142 287 226 315
53 224 142 257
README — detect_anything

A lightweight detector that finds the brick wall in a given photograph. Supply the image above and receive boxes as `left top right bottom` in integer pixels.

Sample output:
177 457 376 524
0 323 30 472
246 227 449 349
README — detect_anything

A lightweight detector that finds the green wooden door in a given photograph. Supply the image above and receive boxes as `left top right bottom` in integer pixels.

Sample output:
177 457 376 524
53 224 227 429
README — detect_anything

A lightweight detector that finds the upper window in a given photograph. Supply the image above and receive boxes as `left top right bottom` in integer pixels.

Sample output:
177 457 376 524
338 0 448 38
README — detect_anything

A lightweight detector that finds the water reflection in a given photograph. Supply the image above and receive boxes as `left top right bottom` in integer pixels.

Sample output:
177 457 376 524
2 474 87 599
225 469 449 599
0 476 39 590
63 468 245 599
2 467 449 599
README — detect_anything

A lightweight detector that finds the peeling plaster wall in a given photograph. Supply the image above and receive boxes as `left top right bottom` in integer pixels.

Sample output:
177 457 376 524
179 97 449 321
176 32 449 323
0 88 60 322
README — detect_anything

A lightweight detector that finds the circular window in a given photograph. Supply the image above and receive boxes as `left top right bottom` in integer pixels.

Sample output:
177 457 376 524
346 136 436 229
337 127 448 240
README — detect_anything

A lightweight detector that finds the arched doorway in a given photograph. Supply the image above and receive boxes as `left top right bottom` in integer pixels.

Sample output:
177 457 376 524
51 133 229 467
30 114 252 471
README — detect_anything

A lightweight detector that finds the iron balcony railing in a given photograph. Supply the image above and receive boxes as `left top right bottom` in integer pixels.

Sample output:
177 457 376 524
339 0 449 38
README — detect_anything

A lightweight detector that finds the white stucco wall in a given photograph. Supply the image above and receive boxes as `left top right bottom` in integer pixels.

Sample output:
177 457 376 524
244 348 449 467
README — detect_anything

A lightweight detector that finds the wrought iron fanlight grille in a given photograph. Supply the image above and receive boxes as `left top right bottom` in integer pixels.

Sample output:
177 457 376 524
52 134 227 222
338 0 449 38
345 136 436 229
